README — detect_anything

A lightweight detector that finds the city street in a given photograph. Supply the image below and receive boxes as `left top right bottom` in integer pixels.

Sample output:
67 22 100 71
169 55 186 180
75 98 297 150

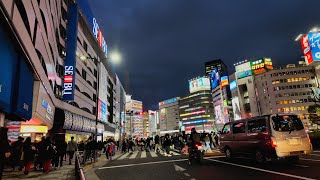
95 150 320 180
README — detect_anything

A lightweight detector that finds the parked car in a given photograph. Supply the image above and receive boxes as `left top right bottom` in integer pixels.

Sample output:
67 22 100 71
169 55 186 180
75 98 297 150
219 114 313 163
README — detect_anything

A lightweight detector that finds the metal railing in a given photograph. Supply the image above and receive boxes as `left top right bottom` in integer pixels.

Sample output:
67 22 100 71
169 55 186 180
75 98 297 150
75 151 85 180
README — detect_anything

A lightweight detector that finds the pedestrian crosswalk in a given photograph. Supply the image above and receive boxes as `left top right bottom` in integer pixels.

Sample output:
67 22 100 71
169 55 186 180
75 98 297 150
114 150 185 161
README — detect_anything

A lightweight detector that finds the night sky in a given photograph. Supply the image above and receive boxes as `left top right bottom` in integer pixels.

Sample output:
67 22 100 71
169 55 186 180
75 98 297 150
89 0 320 110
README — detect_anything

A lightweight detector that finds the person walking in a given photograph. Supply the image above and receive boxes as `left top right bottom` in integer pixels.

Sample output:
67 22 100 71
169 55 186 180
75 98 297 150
154 135 160 153
22 137 35 175
11 136 24 170
66 136 77 165
0 127 11 179
163 134 172 156
127 138 134 153
204 134 211 152
43 137 55 174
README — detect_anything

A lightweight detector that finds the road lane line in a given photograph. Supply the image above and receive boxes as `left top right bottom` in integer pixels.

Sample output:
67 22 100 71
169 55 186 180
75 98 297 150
141 151 147 158
313 150 320 153
98 159 188 170
129 151 139 159
309 154 320 157
293 164 309 168
118 152 130 160
184 173 191 177
207 159 316 180
150 151 158 157
171 151 180 156
204 155 226 159
112 153 122 160
300 158 320 162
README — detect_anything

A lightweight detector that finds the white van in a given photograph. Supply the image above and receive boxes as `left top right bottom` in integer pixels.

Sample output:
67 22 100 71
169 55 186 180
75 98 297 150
219 114 313 162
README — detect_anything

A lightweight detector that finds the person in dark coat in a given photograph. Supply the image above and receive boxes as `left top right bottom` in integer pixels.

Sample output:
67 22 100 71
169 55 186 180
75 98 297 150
11 136 24 170
43 137 54 173
23 137 35 175
0 127 11 179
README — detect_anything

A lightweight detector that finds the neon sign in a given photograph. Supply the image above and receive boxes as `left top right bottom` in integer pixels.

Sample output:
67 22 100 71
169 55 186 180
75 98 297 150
93 18 108 57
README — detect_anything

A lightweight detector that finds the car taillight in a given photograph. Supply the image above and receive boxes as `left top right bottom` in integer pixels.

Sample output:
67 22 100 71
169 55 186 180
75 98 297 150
271 138 277 148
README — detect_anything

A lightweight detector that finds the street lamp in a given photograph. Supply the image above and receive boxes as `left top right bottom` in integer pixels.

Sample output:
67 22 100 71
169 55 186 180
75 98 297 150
109 51 122 65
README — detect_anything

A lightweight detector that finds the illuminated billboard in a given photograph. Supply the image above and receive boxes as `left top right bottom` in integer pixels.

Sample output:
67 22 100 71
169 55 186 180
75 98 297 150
210 68 220 89
229 80 237 91
232 97 241 120
235 62 252 79
251 58 273 75
215 105 223 124
159 97 178 106
220 76 229 87
189 77 211 93
300 32 320 65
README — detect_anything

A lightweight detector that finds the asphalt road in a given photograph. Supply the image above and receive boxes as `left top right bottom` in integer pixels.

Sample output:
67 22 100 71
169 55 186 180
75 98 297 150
95 150 320 180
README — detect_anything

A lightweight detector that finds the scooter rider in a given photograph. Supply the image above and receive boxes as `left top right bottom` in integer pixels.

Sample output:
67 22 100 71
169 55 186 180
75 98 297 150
188 128 200 163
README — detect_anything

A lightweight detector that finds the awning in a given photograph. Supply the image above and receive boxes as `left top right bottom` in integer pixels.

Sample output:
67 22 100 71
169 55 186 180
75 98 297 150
53 108 96 133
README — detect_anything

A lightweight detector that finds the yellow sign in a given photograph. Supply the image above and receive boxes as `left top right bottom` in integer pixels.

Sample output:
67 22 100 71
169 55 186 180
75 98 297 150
20 126 48 133
132 103 142 109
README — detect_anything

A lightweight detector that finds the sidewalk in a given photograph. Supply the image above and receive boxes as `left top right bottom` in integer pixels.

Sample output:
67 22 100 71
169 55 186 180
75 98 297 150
2 159 75 180
2 153 109 180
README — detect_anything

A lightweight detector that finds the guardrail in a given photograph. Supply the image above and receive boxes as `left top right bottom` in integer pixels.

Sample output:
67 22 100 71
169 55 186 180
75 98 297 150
75 151 85 180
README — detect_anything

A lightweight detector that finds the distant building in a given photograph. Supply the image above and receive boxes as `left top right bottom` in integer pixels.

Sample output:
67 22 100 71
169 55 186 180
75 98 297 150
205 59 228 77
179 77 215 133
159 97 180 135
148 110 157 136
255 64 316 128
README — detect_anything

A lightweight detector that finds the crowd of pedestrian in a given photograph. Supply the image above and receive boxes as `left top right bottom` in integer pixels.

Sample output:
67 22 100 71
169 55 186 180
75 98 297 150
0 126 107 179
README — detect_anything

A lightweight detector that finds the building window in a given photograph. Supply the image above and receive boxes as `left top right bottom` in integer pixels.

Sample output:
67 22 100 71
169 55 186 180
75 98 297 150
83 41 88 52
82 69 87 80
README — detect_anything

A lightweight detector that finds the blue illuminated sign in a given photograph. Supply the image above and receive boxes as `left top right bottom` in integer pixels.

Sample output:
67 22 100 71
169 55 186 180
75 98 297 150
183 120 208 125
63 3 78 101
308 32 320 61
159 97 178 106
229 80 237 91
210 68 220 89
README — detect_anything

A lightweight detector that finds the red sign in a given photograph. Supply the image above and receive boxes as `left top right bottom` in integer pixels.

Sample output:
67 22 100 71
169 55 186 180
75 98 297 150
300 34 313 65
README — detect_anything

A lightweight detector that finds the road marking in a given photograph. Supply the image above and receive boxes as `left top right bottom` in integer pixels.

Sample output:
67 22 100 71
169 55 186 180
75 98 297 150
129 151 139 159
141 151 147 158
112 153 122 160
207 159 316 180
174 164 186 172
150 151 158 157
293 164 309 168
300 158 320 162
171 151 180 156
98 159 188 170
184 173 191 177
204 155 228 159
309 154 320 157
313 150 320 153
118 152 130 160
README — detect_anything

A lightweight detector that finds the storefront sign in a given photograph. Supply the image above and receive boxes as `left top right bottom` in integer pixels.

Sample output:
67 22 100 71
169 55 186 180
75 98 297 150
20 125 48 133
63 3 78 101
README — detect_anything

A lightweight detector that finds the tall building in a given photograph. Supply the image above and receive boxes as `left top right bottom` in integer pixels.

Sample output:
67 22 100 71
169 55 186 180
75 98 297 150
179 77 215 133
0 0 122 142
142 112 149 138
205 59 228 76
125 95 143 138
114 75 126 140
148 110 157 137
255 63 316 128
159 97 180 134
205 60 231 130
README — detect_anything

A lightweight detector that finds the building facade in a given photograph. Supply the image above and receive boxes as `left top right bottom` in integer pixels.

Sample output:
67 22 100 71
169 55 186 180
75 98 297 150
159 97 180 134
0 0 121 143
255 64 317 128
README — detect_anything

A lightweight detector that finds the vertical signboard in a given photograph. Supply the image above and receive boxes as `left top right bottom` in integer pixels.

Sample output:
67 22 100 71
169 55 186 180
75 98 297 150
308 32 320 62
232 97 241 120
63 3 78 101
301 34 313 65
210 68 220 89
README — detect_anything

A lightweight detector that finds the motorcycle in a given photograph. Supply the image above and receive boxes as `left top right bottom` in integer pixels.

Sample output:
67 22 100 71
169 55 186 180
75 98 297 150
188 142 204 164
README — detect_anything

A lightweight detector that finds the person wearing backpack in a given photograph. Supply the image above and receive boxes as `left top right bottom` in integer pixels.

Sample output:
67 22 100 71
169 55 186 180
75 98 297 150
66 136 77 165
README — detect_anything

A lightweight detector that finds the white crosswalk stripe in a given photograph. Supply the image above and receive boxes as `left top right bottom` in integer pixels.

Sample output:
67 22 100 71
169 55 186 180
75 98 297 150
150 151 158 157
129 151 139 159
170 151 180 156
118 152 130 160
114 151 184 161
141 151 147 158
